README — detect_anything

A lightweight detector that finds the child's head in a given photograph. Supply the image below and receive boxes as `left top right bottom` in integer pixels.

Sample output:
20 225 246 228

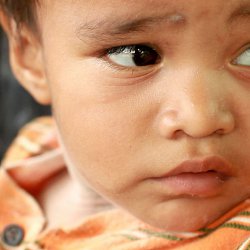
1 0 250 232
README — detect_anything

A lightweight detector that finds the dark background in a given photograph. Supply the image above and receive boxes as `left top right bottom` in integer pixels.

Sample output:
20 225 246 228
0 28 51 160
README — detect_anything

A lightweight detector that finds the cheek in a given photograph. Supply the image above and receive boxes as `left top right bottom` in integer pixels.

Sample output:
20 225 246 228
59 108 134 192
46 62 157 194
59 104 153 195
57 100 134 187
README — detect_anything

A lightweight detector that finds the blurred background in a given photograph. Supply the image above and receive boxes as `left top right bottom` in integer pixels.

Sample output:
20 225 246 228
0 28 51 161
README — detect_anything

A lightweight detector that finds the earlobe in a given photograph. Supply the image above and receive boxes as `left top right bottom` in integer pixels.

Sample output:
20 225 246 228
0 12 51 105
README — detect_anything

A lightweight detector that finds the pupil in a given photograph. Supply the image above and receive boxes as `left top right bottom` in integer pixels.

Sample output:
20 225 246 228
133 46 159 66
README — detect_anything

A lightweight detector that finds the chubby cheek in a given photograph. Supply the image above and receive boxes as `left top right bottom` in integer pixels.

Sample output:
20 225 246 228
59 104 131 189
47 65 157 196
61 108 139 191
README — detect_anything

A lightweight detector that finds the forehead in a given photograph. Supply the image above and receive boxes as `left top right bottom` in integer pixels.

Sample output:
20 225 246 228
37 0 250 29
37 0 250 41
39 0 250 18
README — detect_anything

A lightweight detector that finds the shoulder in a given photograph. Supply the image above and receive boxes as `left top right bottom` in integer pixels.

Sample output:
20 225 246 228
1 116 65 194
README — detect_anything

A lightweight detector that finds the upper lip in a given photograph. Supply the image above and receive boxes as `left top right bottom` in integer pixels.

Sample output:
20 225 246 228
159 156 233 178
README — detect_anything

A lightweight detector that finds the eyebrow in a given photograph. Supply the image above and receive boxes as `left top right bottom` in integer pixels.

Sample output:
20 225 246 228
228 3 250 23
76 12 185 44
108 14 185 35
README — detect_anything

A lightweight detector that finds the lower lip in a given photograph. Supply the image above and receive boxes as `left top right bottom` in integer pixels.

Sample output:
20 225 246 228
158 171 226 197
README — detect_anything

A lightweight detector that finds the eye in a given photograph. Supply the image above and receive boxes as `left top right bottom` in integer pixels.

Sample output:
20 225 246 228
234 48 250 66
107 45 161 67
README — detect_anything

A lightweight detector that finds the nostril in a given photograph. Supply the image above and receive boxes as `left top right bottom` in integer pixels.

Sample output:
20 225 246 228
216 129 225 135
156 109 182 139
173 130 184 139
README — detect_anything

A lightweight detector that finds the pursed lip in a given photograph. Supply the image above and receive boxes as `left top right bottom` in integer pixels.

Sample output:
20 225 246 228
157 156 234 179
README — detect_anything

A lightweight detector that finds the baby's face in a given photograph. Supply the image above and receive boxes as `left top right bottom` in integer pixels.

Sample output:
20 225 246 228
37 0 250 231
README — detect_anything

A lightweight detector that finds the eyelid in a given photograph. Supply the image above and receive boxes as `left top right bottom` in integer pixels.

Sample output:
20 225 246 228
106 43 160 55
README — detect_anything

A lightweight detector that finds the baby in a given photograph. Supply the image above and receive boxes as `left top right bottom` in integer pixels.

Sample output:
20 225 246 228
1 0 250 249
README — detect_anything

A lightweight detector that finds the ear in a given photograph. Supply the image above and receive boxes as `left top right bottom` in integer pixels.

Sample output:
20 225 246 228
0 12 51 105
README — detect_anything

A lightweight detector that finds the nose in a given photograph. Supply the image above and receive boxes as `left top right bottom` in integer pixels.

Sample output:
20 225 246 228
157 68 235 139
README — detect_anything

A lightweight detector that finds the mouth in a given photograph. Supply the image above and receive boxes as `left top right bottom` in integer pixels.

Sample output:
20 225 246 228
154 156 233 197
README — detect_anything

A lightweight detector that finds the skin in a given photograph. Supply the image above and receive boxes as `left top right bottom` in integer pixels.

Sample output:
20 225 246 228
3 0 250 231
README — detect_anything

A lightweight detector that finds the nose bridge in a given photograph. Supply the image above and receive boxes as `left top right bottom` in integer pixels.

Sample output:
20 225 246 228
158 67 235 139
182 68 221 118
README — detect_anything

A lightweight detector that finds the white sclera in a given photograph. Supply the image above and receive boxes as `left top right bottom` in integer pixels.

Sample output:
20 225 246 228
235 48 250 66
108 47 136 67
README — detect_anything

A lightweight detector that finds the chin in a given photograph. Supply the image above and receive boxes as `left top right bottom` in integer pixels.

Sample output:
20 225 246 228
147 216 209 232
135 202 219 232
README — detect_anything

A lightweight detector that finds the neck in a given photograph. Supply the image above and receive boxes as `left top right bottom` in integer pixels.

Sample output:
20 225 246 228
36 169 113 232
